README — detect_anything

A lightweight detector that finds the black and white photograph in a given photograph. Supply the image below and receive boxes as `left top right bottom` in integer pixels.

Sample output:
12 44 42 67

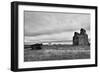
24 11 91 62
11 1 97 71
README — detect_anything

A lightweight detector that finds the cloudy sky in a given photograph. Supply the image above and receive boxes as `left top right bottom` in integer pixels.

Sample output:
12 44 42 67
24 11 90 44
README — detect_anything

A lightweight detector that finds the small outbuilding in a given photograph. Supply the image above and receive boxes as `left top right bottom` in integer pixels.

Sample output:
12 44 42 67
31 43 43 50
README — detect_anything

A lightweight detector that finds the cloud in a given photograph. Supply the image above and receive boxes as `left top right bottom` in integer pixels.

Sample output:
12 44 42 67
24 11 90 43
24 30 90 44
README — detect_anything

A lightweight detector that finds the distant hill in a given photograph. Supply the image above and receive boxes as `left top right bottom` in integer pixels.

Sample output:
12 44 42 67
24 40 72 45
24 39 90 45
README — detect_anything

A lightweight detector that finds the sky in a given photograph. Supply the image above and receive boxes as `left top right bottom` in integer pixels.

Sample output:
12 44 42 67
24 11 90 44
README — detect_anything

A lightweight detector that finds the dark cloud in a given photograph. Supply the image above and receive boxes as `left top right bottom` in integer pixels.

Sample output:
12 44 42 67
24 11 90 42
24 11 90 37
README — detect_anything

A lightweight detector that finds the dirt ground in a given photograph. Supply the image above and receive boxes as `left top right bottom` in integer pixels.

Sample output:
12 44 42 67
24 45 90 62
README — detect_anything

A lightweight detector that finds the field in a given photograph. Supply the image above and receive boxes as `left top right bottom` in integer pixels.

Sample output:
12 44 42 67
24 45 90 62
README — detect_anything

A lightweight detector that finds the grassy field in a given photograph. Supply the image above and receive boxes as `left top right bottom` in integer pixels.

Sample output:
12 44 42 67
24 45 90 62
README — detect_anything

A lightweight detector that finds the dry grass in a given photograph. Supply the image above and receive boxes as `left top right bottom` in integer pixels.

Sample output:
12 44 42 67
24 45 90 62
